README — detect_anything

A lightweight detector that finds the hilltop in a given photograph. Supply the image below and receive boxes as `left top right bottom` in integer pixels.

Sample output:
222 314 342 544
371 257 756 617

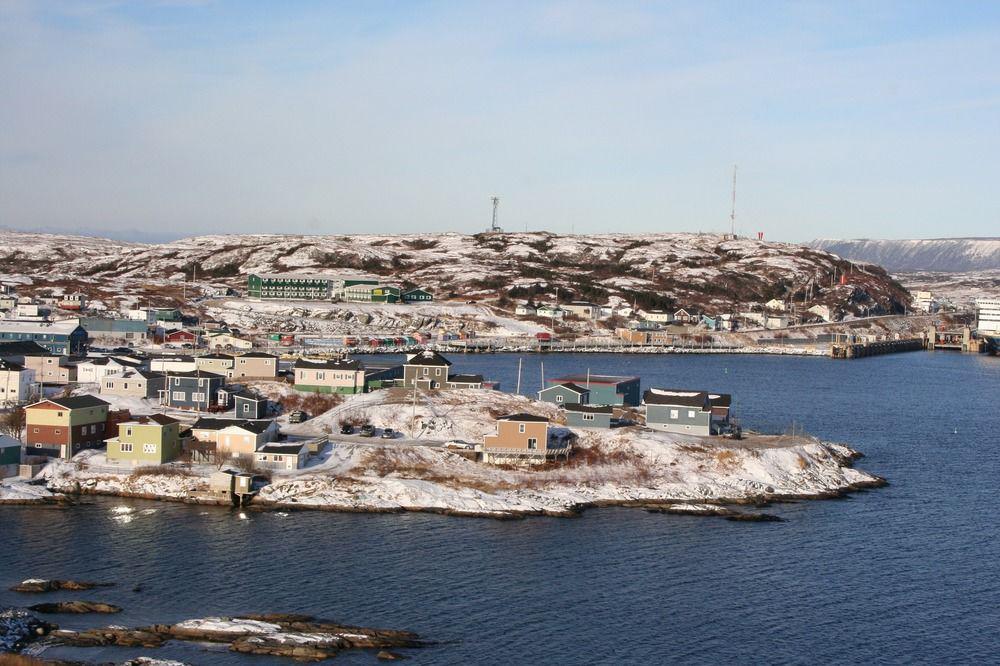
810 237 1000 272
0 231 908 316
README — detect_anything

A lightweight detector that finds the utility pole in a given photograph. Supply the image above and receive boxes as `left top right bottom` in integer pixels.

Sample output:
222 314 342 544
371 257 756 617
515 357 522 395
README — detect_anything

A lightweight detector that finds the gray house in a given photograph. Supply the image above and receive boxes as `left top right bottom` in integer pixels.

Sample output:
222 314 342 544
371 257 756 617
564 403 613 428
538 382 590 406
233 391 268 420
160 370 226 410
402 350 452 389
643 388 732 435
545 374 640 406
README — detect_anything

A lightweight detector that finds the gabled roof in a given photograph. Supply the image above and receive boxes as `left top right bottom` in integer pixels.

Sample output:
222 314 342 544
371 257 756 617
405 350 451 367
232 391 266 402
240 351 277 359
549 374 638 386
198 353 235 360
497 413 549 423
448 374 483 384
564 403 614 414
539 382 590 395
192 417 242 431
294 357 361 370
106 368 164 380
81 356 143 367
0 358 25 371
31 395 110 410
257 442 307 454
642 388 711 408
0 341 54 357
221 419 275 434
165 370 226 379
125 414 178 426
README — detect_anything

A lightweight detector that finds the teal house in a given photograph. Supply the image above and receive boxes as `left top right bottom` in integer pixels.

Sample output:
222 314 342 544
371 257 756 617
545 374 640 407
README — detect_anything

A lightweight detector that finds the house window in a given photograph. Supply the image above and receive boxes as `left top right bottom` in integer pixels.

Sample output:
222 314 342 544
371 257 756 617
435 368 441 376
121 443 133 452
57 411 63 417
172 391 185 401
125 427 133 437
33 427 38 433
243 404 250 413
518 423 525 433
274 455 283 462
556 395 564 403
174 378 180 386
527 438 537 449
670 409 679 419
192 393 205 402
143 444 156 453
54 429 61 435
687 410 696 418
422 367 428 376
316 372 325 380
583 414 594 421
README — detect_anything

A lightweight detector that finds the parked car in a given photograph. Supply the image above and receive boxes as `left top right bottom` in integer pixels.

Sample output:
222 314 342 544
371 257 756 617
359 424 376 437
339 423 354 435
444 440 474 450
288 410 308 424
380 428 396 439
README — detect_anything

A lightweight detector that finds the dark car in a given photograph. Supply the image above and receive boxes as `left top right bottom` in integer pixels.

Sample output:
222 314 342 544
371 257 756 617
288 410 308 424
359 424 376 437
339 423 354 435
380 428 396 439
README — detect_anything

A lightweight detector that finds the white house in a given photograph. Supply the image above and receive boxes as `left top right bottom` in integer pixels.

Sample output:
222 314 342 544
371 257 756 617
807 304 833 322
206 333 253 351
536 305 565 319
253 442 309 471
76 356 144 384
0 359 35 406
764 315 790 329
514 303 537 316
638 309 674 323
765 299 786 312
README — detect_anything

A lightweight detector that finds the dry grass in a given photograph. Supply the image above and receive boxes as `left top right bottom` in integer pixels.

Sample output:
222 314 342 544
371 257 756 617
130 465 195 478
275 391 343 415
0 655 49 666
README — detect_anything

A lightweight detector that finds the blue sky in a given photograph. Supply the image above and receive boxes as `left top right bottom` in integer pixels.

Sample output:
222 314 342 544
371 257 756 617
1 1 998 242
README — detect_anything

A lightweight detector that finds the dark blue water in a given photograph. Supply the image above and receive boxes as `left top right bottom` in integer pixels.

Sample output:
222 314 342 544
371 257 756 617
2 352 998 664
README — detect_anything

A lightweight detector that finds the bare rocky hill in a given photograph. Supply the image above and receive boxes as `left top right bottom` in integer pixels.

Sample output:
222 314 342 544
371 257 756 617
810 237 1000 272
0 231 909 316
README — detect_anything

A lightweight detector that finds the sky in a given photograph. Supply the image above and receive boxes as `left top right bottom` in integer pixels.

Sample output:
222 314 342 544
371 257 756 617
1 1 999 243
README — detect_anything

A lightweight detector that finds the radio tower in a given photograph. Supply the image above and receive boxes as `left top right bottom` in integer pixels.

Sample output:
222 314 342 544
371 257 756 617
490 196 502 233
729 165 737 239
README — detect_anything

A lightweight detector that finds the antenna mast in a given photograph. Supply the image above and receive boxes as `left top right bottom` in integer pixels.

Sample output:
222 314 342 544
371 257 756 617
490 196 502 233
730 165 737 239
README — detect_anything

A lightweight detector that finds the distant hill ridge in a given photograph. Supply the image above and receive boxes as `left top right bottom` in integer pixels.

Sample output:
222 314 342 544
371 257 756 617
0 230 909 316
809 238 1000 272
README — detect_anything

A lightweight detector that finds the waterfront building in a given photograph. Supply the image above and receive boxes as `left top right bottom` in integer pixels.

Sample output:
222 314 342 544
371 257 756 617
105 414 182 466
537 382 591 406
545 374 640 406
642 388 732 436
564 403 613 428
25 395 110 459
975 298 1000 333
482 414 573 464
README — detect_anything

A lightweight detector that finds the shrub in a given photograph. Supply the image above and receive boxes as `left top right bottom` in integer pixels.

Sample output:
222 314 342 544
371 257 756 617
130 465 195 478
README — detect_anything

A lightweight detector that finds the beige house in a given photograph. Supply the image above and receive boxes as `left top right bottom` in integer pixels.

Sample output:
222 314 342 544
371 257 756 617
232 352 278 379
253 442 308 471
294 357 365 393
190 417 277 458
23 355 75 385
482 413 572 464
206 333 253 351
194 353 235 376
100 369 166 399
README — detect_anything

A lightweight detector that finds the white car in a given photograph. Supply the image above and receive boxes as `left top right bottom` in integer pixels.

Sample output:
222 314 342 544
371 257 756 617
444 441 474 450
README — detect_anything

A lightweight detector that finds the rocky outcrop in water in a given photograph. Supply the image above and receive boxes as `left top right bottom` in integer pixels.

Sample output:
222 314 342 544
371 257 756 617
10 579 114 593
50 613 429 660
28 600 122 614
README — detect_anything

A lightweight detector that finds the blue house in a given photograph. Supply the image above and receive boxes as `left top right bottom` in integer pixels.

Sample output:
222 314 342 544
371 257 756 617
564 404 613 428
643 388 732 435
160 370 226 411
233 391 268 419
545 374 640 406
0 320 87 355
538 382 591 406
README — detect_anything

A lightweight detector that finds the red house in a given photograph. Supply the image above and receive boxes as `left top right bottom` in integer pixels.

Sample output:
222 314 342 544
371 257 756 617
164 329 197 344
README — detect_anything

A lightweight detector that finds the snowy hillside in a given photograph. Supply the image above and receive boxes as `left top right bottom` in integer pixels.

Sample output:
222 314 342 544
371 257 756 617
0 230 908 315
810 237 1000 272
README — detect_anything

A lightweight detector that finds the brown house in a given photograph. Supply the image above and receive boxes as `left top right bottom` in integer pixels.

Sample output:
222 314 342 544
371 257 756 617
482 413 572 464
402 350 452 389
24 395 111 459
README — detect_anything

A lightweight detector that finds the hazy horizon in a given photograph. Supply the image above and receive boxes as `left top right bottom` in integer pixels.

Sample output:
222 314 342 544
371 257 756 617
2 1 999 242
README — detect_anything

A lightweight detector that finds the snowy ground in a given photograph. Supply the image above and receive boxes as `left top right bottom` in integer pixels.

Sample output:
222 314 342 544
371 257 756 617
0 480 59 504
39 390 882 518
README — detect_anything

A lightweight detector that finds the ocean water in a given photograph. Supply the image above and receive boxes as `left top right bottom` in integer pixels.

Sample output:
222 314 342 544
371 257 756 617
1 351 998 664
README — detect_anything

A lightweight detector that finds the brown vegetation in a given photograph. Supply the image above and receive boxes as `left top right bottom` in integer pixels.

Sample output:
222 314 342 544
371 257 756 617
130 465 195 479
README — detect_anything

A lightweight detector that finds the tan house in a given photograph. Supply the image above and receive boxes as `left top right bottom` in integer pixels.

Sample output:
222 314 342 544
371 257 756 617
232 352 278 379
294 357 365 393
206 332 253 351
482 413 573 464
253 442 308 471
25 354 75 385
194 353 235 376
100 368 166 399
190 417 277 459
